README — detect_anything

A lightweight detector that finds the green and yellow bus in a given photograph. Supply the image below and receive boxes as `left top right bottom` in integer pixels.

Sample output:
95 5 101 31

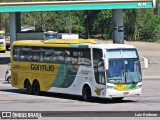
0 31 6 53
11 39 142 101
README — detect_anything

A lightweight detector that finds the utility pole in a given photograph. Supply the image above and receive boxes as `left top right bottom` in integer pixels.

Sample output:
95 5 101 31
112 9 124 44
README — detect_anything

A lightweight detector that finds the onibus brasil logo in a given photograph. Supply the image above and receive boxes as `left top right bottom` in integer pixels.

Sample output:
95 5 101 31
1 111 42 119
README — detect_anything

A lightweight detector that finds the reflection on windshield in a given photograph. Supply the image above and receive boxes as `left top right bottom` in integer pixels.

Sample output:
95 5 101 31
107 59 141 84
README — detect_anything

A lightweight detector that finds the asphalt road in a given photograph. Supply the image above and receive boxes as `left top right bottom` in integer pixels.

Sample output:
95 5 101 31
0 51 160 120
0 77 160 120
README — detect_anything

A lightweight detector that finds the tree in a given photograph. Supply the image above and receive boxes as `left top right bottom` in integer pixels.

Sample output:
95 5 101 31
124 9 137 40
93 10 112 39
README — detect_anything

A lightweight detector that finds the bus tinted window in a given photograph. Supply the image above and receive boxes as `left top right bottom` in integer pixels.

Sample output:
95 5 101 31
13 46 21 61
13 46 91 66
78 49 91 65
20 47 31 61
41 47 53 63
53 49 65 63
0 34 5 39
31 47 41 62
65 49 78 64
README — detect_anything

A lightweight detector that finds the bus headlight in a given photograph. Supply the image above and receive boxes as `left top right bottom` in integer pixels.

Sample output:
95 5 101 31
136 85 142 89
107 85 116 89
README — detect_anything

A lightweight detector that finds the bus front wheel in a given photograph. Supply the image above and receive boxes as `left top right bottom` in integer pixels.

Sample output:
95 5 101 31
82 85 92 102
24 80 32 94
32 80 40 95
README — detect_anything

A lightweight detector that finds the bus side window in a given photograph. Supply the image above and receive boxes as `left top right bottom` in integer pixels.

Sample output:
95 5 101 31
65 49 71 64
20 47 31 61
54 49 64 64
70 49 79 64
31 47 41 62
78 49 91 66
13 46 21 61
42 47 53 63
65 49 79 65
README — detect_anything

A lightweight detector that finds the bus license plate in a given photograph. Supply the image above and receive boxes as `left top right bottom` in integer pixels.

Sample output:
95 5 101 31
123 92 129 95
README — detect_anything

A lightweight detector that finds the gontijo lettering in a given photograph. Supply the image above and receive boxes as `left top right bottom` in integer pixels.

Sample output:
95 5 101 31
31 64 54 72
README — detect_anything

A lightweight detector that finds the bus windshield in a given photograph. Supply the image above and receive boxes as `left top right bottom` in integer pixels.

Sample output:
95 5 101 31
105 49 142 84
0 34 5 39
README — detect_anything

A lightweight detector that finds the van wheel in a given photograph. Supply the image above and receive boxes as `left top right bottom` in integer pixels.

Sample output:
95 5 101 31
82 85 92 102
7 76 11 83
32 81 40 95
24 80 32 94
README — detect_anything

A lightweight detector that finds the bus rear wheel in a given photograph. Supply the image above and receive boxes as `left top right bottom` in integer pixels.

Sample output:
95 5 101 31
24 80 32 94
32 81 40 95
82 85 92 102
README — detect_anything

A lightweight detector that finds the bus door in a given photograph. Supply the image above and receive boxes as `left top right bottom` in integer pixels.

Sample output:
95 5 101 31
93 48 105 85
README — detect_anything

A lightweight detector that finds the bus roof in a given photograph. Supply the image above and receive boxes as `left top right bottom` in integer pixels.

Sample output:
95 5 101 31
12 39 97 48
12 39 136 49
43 39 97 44
0 31 5 34
89 43 136 49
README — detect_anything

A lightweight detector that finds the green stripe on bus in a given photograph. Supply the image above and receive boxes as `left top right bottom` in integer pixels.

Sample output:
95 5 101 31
126 84 137 89
52 64 78 88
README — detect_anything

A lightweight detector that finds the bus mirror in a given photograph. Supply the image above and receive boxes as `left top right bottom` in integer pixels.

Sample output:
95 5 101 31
104 59 108 70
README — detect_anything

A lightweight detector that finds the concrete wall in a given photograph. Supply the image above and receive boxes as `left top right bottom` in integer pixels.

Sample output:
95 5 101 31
17 32 44 40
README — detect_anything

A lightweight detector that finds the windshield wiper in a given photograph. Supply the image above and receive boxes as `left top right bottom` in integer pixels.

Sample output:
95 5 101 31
123 65 135 84
128 72 139 84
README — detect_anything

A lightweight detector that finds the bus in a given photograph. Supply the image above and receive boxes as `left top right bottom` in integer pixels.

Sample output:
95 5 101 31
0 31 6 53
11 39 142 101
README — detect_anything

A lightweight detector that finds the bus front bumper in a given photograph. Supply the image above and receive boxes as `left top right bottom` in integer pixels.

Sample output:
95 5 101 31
106 88 142 98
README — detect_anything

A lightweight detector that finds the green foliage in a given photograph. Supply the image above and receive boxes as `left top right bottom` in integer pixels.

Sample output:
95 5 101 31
136 9 160 42
0 13 9 33
124 9 137 41
93 10 112 39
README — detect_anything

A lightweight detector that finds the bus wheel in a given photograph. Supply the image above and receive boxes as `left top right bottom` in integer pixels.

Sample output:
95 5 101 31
112 97 124 101
32 81 40 95
82 85 92 102
24 80 32 94
7 76 11 83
